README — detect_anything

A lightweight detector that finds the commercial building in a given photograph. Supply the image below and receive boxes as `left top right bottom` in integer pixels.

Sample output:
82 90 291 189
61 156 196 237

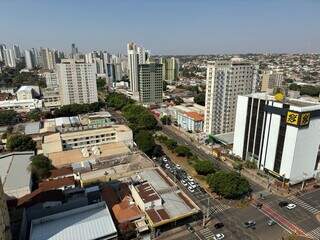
260 70 284 92
204 58 258 135
16 85 40 101
177 111 204 132
0 99 43 112
29 201 117 240
233 93 320 184
138 63 163 105
0 178 11 240
56 59 98 105
0 152 34 198
130 168 199 228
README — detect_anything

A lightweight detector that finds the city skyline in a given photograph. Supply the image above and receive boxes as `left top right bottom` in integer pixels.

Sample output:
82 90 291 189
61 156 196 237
1 0 320 55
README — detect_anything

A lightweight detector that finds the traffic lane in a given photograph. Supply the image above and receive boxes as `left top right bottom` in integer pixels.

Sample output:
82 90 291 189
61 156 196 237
298 188 320 209
214 205 285 240
161 127 264 193
262 195 318 233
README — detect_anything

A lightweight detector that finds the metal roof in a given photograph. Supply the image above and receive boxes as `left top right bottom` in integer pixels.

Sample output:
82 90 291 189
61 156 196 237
24 122 41 135
30 202 117 240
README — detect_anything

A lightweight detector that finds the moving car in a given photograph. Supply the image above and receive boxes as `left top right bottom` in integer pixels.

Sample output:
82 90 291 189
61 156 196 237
243 220 256 228
279 201 289 207
267 219 276 226
214 233 225 240
214 222 224 229
286 203 296 210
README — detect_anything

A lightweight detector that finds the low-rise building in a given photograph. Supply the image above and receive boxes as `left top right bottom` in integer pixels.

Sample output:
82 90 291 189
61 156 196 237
29 201 117 240
42 88 61 108
16 85 40 101
233 93 320 184
177 111 204 132
0 152 34 198
0 99 43 112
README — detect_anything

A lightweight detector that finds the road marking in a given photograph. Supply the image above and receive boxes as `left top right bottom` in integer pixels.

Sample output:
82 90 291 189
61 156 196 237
307 226 320 239
287 196 320 215
208 203 230 216
199 228 214 240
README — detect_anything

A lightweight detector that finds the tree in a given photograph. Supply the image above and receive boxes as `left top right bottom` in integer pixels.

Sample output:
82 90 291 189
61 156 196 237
29 154 53 180
152 145 163 157
106 92 133 110
194 92 205 106
288 83 300 91
53 102 105 117
6 134 36 151
233 162 243 174
207 171 251 199
0 110 19 126
164 139 177 150
175 145 192 157
27 109 42 121
160 115 171 125
134 130 156 155
194 160 216 176
96 77 106 91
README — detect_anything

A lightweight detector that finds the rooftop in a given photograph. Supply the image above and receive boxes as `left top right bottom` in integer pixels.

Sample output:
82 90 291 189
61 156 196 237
48 142 131 167
0 151 34 198
38 176 75 190
136 182 161 203
30 201 117 240
184 111 204 121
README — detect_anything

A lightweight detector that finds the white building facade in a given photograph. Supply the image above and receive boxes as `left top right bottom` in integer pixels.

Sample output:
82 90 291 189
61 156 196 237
233 93 320 184
204 58 258 135
56 59 98 105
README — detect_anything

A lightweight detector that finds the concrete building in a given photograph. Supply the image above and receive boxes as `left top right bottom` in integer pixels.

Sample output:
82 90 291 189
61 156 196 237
233 93 320 184
138 63 163 105
40 48 56 70
0 152 34 198
0 178 11 240
25 49 35 70
42 88 61 108
16 85 40 101
177 111 204 132
160 57 179 83
0 99 43 112
260 70 284 92
29 201 117 240
127 42 139 94
204 58 258 135
56 59 98 105
3 48 16 68
43 72 58 88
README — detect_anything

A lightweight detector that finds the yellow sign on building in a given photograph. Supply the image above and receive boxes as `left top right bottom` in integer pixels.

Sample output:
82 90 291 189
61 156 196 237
286 111 299 126
300 112 311 126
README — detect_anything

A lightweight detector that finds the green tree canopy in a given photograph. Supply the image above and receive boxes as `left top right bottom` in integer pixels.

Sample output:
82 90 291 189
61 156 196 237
134 130 156 155
0 110 19 126
160 115 172 125
194 160 216 176
175 145 192 157
207 171 251 199
27 109 42 121
96 77 106 91
6 134 36 151
194 92 205 106
105 92 133 110
53 102 104 117
29 154 53 180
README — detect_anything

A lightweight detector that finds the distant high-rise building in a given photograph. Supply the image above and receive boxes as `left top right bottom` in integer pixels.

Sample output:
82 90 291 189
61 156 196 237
0 44 6 63
127 42 139 94
56 59 98 105
13 44 21 59
0 178 11 240
71 43 78 58
137 46 150 64
160 57 179 83
204 58 258 135
3 48 16 68
24 50 35 70
260 70 284 92
138 63 163 105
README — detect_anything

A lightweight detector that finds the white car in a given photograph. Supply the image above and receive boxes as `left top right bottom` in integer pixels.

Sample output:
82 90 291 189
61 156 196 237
188 181 197 189
176 164 181 170
187 176 194 182
286 203 296 210
163 157 168 162
214 233 225 240
181 180 188 186
188 186 195 193
165 163 170 169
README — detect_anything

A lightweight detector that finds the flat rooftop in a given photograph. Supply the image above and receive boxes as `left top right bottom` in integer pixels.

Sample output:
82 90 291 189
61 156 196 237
0 152 34 198
48 142 131 167
30 202 117 240
214 132 234 145
137 168 199 227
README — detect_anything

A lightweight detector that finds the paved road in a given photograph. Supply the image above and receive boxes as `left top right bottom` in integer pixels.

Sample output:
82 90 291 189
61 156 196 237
161 125 264 193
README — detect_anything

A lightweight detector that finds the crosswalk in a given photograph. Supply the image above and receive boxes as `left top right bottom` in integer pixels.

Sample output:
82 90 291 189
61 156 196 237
287 196 320 215
307 226 320 239
199 228 215 240
208 203 230 216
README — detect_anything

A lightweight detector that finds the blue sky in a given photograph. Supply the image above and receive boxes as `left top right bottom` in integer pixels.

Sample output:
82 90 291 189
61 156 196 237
1 0 319 54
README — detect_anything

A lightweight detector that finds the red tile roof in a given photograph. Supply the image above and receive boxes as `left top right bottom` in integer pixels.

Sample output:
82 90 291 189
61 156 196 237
146 208 170 223
49 167 73 178
38 176 75 190
112 196 143 224
136 182 161 203
185 112 204 121
16 189 65 208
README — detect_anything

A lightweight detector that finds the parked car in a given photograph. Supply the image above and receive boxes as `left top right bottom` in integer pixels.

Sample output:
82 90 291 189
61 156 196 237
188 186 195 193
165 163 170 169
163 157 168 162
214 222 224 229
267 219 276 226
187 176 194 182
214 233 225 240
176 164 181 170
279 201 289 208
181 180 188 186
286 203 296 210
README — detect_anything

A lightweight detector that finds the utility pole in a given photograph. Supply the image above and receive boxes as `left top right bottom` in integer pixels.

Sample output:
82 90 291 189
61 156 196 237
202 197 211 227
301 172 307 191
